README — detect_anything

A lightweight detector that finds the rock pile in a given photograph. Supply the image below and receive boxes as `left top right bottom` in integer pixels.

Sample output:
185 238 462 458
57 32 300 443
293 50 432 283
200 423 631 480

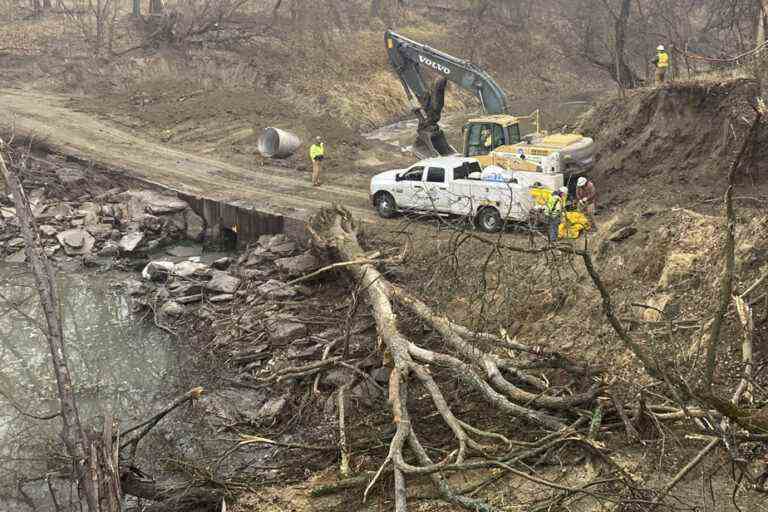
0 187 206 265
130 231 391 469
132 233 321 326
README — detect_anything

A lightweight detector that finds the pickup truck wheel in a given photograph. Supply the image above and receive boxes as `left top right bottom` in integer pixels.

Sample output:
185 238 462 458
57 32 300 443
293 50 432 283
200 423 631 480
375 192 397 219
477 207 502 233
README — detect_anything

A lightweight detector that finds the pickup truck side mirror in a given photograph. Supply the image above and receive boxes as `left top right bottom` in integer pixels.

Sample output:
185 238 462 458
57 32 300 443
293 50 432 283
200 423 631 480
395 174 402 182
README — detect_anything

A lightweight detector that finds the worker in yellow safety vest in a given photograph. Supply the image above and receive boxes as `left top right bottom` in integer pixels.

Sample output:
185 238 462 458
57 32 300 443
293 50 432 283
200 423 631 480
544 189 565 242
651 45 669 85
309 136 326 186
480 127 493 152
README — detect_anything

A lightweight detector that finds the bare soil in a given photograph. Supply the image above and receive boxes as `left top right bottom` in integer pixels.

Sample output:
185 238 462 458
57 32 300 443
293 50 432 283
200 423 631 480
0 88 379 223
579 79 768 211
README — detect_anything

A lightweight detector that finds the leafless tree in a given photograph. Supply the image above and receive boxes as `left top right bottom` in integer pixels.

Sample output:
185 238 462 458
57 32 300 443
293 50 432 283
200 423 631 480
59 0 121 57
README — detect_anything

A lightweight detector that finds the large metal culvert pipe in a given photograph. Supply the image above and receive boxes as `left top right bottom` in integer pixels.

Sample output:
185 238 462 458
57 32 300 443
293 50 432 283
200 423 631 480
257 127 302 158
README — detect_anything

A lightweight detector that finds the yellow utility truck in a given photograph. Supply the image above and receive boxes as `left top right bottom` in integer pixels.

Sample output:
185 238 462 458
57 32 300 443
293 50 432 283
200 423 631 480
385 31 595 193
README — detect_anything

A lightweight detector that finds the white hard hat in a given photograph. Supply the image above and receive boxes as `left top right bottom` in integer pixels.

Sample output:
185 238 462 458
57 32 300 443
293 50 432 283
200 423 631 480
577 177 587 187
316 136 322 141
657 45 665 51
559 186 568 195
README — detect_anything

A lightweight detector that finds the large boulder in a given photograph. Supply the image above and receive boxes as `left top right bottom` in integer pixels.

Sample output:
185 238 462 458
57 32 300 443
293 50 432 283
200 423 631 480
77 202 101 225
269 316 306 343
120 190 189 219
98 241 121 257
275 252 320 277
173 260 210 278
212 257 232 270
257 279 299 299
184 209 205 241
142 260 176 281
37 202 72 220
119 231 145 253
0 206 17 220
86 223 115 239
243 247 272 267
7 237 24 250
56 229 95 256
206 271 241 294
271 241 298 256
39 225 57 237
168 281 202 297
5 249 26 264
160 301 184 317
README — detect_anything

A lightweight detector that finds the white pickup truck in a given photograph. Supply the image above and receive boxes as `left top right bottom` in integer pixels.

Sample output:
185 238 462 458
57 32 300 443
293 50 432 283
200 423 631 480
370 156 546 232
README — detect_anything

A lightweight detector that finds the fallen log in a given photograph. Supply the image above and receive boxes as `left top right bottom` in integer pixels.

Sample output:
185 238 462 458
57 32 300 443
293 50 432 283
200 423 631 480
308 206 596 511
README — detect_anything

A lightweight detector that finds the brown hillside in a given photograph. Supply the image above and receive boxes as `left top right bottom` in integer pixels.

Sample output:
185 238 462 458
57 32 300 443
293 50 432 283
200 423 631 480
579 79 768 211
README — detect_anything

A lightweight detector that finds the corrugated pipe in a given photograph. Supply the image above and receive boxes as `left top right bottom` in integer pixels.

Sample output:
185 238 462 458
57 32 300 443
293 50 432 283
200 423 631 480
257 127 301 158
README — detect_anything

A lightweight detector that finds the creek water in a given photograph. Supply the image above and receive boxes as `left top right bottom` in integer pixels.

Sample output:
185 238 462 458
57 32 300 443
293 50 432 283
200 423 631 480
0 263 177 510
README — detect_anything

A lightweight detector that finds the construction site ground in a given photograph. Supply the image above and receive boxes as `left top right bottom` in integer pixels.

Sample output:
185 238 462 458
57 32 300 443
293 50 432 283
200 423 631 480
0 88 393 225
3 73 768 512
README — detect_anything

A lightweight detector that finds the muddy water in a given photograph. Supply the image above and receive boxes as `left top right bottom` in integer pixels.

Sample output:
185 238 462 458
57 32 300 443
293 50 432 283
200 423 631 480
0 265 177 509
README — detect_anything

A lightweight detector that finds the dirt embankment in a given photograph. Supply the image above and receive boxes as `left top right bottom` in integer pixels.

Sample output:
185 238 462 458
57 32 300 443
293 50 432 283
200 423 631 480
579 78 768 211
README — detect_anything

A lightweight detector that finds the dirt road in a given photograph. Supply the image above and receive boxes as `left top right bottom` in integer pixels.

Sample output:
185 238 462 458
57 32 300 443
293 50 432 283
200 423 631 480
0 89 376 222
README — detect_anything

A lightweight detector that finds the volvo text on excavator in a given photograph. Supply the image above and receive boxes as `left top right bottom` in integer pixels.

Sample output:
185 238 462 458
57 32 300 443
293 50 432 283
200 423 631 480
385 31 595 190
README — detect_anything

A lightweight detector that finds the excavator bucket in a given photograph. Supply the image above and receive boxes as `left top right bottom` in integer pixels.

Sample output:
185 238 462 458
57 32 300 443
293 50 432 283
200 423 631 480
411 78 457 158
413 128 456 158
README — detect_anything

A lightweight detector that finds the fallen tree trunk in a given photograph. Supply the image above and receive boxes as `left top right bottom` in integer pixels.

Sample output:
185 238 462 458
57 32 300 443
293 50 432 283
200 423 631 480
311 206 596 510
0 139 113 511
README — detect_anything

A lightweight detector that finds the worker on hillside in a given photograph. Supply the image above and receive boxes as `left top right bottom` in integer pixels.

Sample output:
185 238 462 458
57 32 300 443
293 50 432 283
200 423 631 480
545 189 565 242
309 136 326 186
651 45 670 85
575 177 597 228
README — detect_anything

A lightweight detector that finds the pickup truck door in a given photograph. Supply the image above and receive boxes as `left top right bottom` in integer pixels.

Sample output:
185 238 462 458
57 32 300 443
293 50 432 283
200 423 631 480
393 166 425 209
423 166 449 212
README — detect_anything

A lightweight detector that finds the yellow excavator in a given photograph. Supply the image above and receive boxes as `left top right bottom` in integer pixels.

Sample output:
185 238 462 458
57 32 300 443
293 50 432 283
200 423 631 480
385 31 594 189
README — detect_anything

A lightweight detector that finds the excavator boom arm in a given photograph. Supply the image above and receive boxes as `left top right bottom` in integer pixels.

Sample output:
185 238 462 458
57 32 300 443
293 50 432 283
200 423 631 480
385 31 509 115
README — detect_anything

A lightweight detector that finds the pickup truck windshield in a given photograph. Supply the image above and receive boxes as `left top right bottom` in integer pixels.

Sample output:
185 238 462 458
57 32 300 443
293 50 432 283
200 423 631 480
453 161 482 180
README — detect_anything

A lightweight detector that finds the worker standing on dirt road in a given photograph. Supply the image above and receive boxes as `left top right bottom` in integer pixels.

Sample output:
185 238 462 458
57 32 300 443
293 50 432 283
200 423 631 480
651 45 670 85
545 190 565 242
576 177 597 229
309 136 326 186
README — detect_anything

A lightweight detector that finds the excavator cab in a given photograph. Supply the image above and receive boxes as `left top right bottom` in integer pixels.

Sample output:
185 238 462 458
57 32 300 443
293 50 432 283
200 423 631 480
462 116 523 157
